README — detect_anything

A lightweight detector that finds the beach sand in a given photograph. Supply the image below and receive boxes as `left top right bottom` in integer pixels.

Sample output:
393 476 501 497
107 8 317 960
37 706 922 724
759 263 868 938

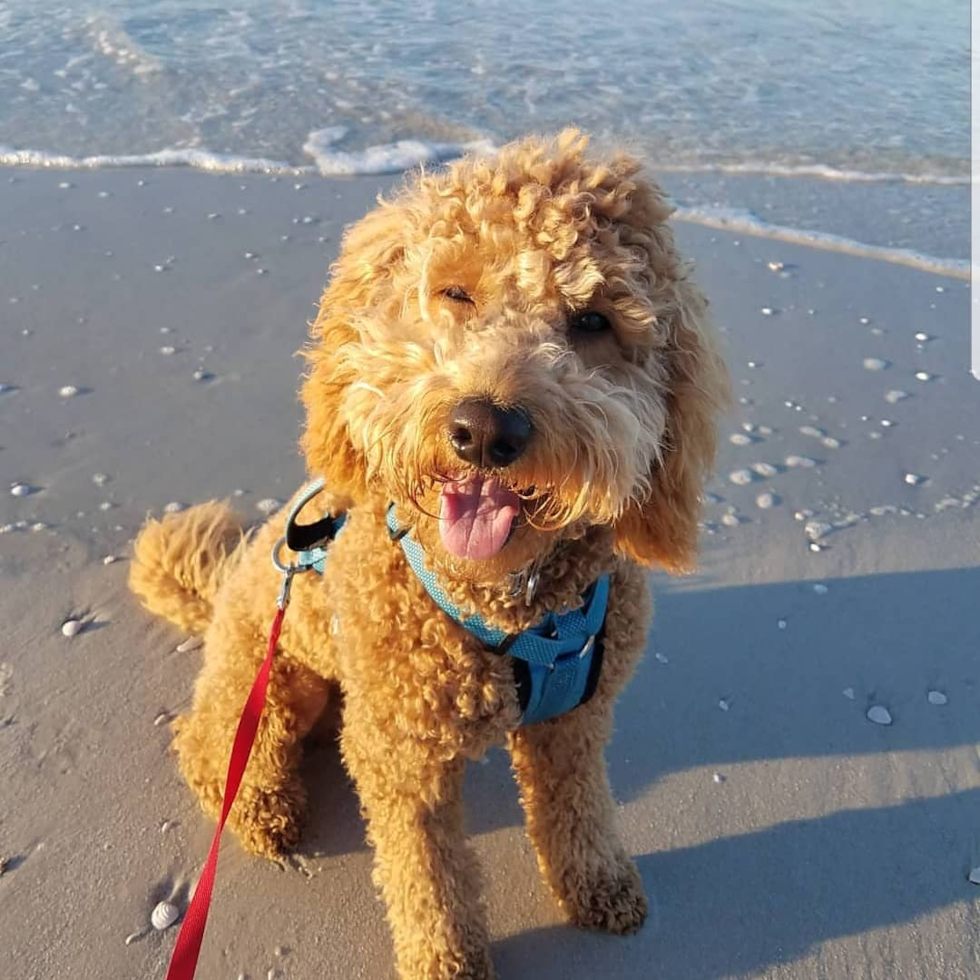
1 167 977 980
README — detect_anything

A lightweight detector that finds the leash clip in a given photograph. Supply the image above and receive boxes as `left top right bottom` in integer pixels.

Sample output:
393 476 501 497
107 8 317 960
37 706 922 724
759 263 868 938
271 536 298 610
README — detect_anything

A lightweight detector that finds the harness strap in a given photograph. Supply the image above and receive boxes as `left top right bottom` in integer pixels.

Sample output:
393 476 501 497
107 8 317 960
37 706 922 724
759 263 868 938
282 488 609 727
279 478 346 574
385 505 609 723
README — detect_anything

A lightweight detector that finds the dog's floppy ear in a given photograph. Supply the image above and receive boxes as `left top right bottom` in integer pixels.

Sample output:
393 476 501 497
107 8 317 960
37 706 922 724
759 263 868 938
301 202 405 500
613 277 729 573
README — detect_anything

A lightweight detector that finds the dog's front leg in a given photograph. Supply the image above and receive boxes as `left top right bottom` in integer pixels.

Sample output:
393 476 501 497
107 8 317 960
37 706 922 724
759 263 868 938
508 701 648 935
342 716 494 980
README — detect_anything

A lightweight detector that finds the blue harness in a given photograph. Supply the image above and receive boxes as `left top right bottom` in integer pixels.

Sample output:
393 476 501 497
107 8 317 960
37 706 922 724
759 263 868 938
275 480 608 726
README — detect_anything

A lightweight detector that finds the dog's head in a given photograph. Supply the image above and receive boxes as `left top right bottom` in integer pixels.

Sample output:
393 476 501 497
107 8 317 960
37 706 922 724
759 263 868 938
302 130 728 582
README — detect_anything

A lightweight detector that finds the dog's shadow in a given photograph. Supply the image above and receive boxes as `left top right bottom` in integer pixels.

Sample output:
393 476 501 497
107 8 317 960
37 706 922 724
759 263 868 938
298 736 980 979
294 565 980 978
296 722 367 859
492 788 980 980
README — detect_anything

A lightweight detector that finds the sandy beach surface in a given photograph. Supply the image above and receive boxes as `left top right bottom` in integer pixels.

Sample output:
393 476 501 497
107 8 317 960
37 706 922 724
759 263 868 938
1 167 978 980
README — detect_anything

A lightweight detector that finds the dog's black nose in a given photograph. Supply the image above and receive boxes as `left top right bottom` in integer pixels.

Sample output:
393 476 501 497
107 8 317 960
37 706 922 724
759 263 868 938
448 398 532 469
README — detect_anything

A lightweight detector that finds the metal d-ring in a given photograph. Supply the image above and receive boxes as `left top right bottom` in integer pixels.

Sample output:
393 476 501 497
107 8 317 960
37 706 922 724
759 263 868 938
271 535 294 574
525 569 540 607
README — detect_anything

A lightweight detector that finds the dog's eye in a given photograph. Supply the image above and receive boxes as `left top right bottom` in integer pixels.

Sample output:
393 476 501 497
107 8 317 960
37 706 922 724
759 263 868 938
570 310 611 334
441 285 475 305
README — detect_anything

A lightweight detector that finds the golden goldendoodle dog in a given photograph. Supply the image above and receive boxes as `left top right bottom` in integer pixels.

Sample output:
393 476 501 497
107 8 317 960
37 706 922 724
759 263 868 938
130 129 728 979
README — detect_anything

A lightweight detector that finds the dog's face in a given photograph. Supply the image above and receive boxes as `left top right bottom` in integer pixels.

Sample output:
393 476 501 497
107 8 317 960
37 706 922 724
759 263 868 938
303 131 728 581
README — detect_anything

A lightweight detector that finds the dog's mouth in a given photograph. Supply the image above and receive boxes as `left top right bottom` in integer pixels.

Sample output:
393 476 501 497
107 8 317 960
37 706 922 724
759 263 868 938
438 475 524 561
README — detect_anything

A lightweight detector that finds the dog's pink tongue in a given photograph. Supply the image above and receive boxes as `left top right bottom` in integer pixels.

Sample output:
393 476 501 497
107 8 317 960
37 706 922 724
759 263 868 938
439 476 520 560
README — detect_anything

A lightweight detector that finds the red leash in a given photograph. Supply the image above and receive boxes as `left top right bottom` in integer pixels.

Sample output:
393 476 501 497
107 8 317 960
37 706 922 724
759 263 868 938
164 603 287 980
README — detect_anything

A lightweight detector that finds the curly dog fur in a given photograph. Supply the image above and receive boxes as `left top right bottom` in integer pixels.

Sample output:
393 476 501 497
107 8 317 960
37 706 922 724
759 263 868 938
130 130 728 979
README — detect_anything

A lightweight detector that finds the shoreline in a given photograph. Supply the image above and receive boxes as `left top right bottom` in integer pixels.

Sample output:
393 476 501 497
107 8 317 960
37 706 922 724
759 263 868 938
0 151 968 278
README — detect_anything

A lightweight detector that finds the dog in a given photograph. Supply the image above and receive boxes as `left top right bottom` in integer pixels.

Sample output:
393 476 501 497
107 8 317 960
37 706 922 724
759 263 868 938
130 129 728 979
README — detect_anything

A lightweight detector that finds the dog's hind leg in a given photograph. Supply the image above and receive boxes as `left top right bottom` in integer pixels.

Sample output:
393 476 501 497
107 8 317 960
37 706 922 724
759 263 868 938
508 699 648 935
172 606 330 859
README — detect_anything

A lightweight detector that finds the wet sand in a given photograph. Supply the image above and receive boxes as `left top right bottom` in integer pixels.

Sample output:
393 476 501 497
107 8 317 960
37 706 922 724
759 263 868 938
1 166 977 980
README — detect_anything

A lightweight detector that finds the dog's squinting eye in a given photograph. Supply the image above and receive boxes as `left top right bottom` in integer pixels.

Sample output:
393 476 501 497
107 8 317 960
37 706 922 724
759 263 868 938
441 285 475 305
570 310 611 334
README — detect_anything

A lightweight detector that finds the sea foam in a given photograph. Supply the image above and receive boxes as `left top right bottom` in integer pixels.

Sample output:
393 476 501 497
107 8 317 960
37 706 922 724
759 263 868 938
0 132 496 179
673 205 969 279
302 127 495 176
660 161 970 187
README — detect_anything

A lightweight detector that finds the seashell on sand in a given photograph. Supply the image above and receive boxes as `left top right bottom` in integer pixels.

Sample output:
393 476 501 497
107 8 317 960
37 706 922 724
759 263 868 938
862 358 889 371
804 520 832 542
61 619 82 637
151 900 180 931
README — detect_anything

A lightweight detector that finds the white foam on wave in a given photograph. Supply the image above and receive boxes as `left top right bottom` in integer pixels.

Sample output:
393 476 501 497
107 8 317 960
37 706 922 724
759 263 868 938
659 161 970 187
0 145 310 175
0 132 496 178
673 205 969 279
302 127 495 176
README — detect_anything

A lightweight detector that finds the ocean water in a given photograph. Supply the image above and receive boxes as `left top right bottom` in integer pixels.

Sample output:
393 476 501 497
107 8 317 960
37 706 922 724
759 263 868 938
0 0 969 270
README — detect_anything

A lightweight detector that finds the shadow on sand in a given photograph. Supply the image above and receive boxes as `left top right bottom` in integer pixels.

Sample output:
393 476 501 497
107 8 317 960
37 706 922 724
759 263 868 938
493 789 980 980
298 564 980 975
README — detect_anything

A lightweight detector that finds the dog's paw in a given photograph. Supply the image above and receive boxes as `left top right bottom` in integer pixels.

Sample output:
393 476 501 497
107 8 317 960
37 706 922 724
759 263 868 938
562 857 648 935
402 945 495 980
229 782 305 859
